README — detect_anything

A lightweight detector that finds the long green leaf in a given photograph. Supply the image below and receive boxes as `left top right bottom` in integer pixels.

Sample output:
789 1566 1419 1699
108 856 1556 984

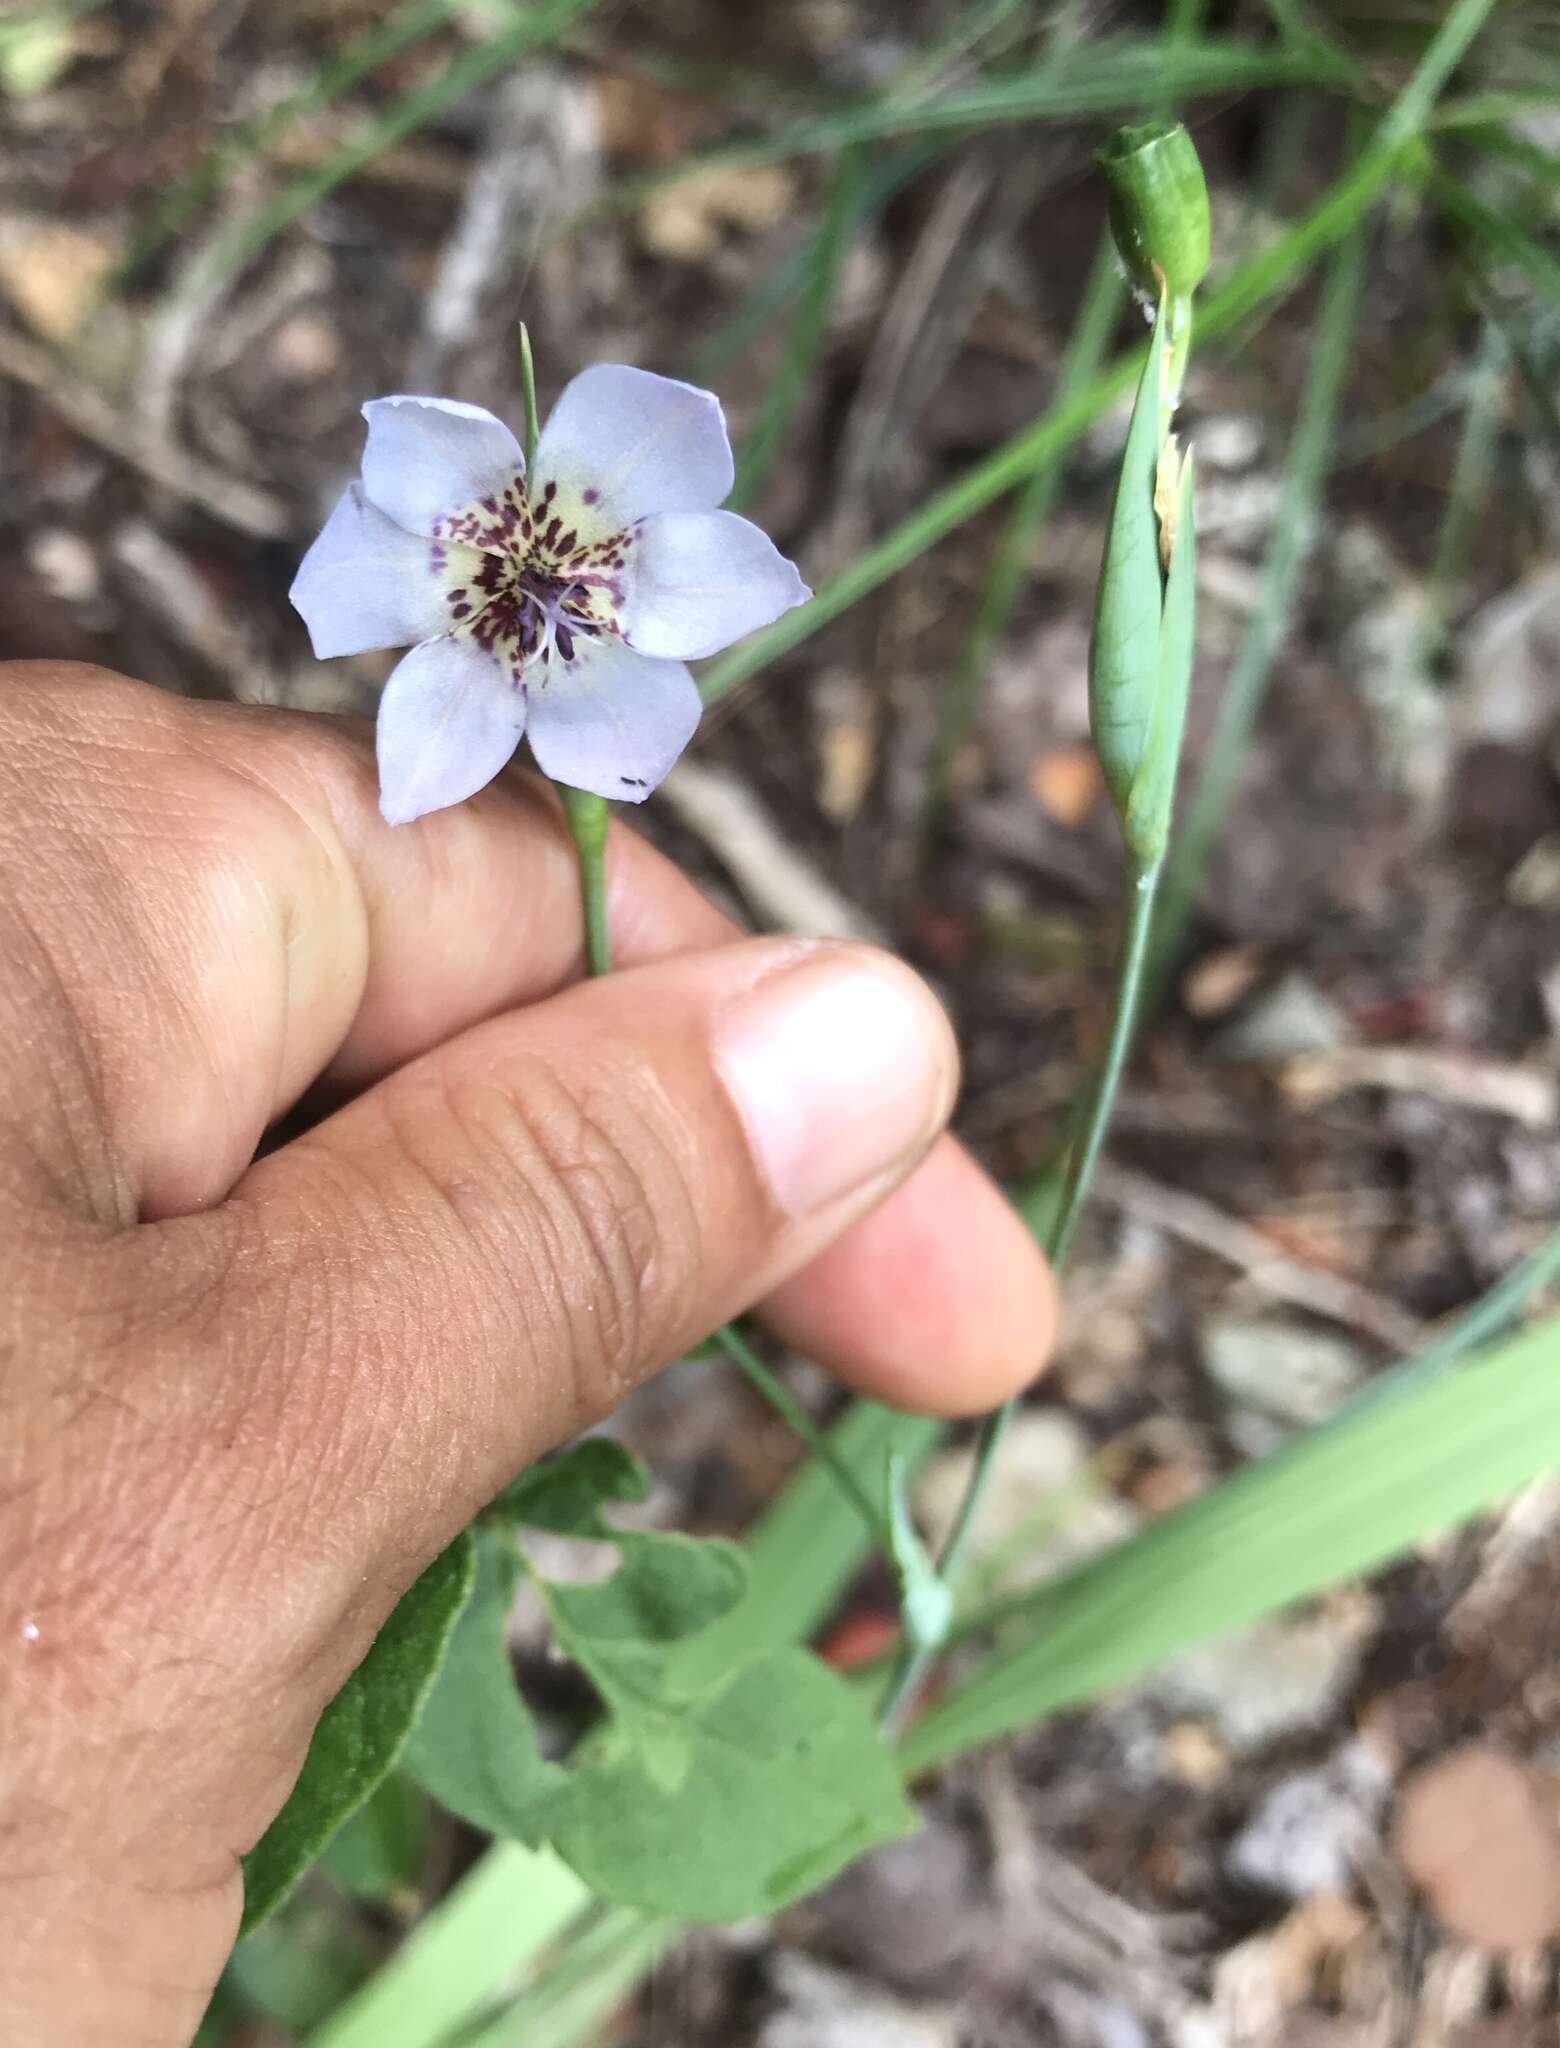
730 144 863 511
1430 162 1560 310
118 0 463 280
598 37 1351 213
902 1313 1560 1773
1124 445 1197 864
241 1533 476 1933
307 1843 590 2048
192 0 600 290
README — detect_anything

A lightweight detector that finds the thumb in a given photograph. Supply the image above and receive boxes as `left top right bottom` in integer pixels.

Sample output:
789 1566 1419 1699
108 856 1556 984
158 935 956 1650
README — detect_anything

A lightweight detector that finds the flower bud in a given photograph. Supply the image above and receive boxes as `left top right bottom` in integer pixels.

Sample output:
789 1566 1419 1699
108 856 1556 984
1100 121 1210 302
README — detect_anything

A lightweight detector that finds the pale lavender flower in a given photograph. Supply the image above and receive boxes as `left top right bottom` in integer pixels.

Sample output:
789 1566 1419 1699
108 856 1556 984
290 367 810 824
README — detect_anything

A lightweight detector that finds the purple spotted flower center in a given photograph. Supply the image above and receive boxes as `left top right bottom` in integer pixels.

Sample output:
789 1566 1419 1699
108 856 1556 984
432 476 627 681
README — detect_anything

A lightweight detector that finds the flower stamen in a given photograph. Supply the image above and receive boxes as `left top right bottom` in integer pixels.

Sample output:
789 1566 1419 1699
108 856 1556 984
432 471 633 684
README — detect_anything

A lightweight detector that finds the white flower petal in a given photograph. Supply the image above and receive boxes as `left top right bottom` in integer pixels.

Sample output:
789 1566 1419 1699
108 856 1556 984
289 484 482 658
619 509 810 660
360 396 524 537
376 636 526 826
526 636 701 802
535 365 733 528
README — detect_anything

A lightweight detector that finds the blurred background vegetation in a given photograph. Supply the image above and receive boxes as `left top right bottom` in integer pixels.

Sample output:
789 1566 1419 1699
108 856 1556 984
4 1 1560 2041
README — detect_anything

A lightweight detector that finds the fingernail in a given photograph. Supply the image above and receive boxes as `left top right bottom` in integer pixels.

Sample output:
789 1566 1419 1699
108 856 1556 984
714 947 957 1218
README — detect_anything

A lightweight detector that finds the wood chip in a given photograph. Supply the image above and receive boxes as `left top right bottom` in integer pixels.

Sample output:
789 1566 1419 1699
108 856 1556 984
1182 942 1265 1019
1393 1745 1560 1949
1028 744 1103 829
0 218 116 343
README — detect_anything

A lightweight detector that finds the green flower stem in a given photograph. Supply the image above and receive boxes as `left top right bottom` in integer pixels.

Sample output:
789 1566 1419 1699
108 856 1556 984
556 786 612 978
713 1324 891 1551
550 782 889 1554
878 857 1164 1732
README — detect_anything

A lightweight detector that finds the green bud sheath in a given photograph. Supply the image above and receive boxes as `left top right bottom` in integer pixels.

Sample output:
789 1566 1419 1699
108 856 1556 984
1100 121 1211 301
1089 298 1168 821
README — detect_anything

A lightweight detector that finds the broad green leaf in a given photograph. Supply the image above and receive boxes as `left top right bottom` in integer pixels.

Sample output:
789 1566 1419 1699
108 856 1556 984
403 1528 565 1844
550 1646 917 1920
418 1427 906 1924
490 1437 648 1534
321 1771 429 1902
300 1404 942 2048
546 1532 749 1653
240 1532 475 1933
496 1438 750 1652
1089 297 1168 814
669 1400 942 1692
1125 445 1197 863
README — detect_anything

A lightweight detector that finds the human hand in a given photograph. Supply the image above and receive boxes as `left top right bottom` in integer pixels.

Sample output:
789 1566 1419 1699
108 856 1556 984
0 661 1053 2045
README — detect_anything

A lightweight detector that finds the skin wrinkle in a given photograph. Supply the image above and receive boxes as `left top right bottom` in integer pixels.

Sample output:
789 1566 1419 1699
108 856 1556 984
0 897 127 1224
183 716 374 1110
237 1102 552 1536
354 1064 591 1433
494 1056 660 1405
198 1196 423 1588
1 712 199 1197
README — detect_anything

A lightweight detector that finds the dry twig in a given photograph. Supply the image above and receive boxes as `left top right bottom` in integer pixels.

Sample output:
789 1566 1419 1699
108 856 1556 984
1092 1160 1430 1354
0 327 289 538
1281 1047 1558 1131
658 757 883 942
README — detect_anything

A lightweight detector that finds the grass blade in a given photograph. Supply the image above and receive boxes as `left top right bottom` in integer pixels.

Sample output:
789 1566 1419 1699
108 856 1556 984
119 0 463 281
926 231 1125 820
688 141 946 386
188 0 600 293
902 1311 1560 1773
458 1906 674 2048
598 37 1350 213
1421 311 1508 659
698 0 1496 711
730 146 863 512
1429 161 1560 310
305 1843 589 2048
